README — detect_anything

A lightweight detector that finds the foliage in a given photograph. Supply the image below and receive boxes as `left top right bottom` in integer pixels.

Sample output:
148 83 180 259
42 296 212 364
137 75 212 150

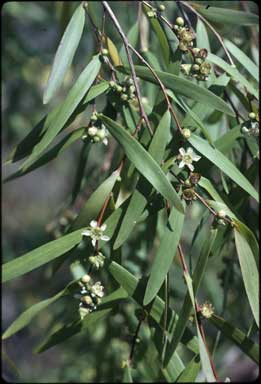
2 1 259 382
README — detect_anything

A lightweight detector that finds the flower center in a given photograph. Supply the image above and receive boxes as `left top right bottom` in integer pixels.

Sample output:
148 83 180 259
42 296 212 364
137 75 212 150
183 154 192 163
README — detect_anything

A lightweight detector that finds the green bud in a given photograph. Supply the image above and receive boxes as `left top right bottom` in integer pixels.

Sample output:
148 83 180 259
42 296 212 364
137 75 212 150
116 85 123 93
159 4 165 11
109 80 116 88
93 136 100 142
147 10 155 18
182 128 191 139
192 64 200 72
121 93 128 101
101 48 109 56
176 17 184 26
217 210 226 218
96 129 106 140
195 58 203 65
249 112 256 120
88 126 98 137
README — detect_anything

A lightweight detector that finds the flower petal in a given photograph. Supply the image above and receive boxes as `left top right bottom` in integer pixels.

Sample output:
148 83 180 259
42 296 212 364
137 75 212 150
187 147 194 155
187 163 194 171
179 160 185 168
81 229 91 237
100 223 107 231
91 238 97 247
103 138 108 146
101 235 110 242
179 147 186 156
90 220 98 228
192 154 201 162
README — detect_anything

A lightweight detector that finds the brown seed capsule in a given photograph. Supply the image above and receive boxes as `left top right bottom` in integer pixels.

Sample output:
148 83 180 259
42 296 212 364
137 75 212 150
189 172 201 185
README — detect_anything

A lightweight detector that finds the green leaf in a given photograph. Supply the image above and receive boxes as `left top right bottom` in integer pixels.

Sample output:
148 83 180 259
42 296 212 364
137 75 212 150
22 55 101 170
2 229 83 283
123 364 133 383
119 22 139 66
35 308 112 353
224 40 258 82
35 287 127 352
164 229 217 367
2 281 75 339
108 261 199 354
143 3 169 65
196 5 259 26
207 53 258 99
4 127 85 182
188 133 259 202
234 229 259 327
143 205 185 305
176 354 201 383
69 169 120 231
118 65 235 116
43 5 85 104
183 272 216 382
209 314 259 363
99 114 184 213
71 143 91 204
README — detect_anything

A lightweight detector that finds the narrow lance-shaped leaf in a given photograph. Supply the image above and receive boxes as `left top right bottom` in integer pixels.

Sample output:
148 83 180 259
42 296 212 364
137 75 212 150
108 261 199 354
208 314 259 363
188 133 259 202
2 229 84 283
183 272 216 382
99 114 184 213
207 53 258 99
4 127 86 183
176 354 201 383
143 205 185 305
224 40 258 82
164 229 217 367
43 5 85 104
2 281 77 340
23 55 101 170
196 5 259 26
5 81 109 165
118 65 235 116
69 169 120 231
34 287 127 353
234 229 259 327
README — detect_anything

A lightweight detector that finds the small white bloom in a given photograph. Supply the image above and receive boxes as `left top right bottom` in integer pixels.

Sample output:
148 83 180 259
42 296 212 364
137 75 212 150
91 282 105 298
81 220 110 247
178 147 201 171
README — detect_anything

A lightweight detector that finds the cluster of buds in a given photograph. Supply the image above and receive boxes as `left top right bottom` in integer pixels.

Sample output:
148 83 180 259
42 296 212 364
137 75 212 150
109 77 137 103
213 209 228 227
172 17 195 52
82 112 109 146
181 48 211 81
146 4 165 18
76 274 105 319
45 209 76 239
241 112 259 138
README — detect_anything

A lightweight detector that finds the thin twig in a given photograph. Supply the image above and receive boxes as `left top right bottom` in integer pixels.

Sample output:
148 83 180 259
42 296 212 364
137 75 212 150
129 318 143 363
102 1 153 136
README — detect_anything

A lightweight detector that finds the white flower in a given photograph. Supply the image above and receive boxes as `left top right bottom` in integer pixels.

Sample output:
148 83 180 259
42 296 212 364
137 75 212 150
178 147 201 171
91 282 105 298
81 220 110 247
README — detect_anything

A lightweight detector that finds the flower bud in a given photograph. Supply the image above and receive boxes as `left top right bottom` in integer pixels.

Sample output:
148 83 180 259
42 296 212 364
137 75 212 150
182 128 191 139
101 48 109 56
159 4 165 11
81 274 91 284
192 64 200 72
147 11 155 18
121 93 128 101
88 126 98 137
249 112 256 120
217 210 226 218
176 17 184 26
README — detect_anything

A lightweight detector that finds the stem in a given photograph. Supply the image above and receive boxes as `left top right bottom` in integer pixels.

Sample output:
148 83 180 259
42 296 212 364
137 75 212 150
102 1 153 136
180 1 234 66
129 318 143 364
